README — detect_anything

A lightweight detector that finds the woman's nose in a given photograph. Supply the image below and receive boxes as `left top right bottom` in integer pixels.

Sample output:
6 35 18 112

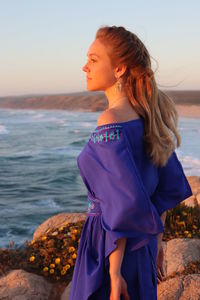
82 63 88 72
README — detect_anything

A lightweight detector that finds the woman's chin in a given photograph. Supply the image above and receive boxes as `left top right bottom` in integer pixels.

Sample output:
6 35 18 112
86 85 101 92
87 86 100 92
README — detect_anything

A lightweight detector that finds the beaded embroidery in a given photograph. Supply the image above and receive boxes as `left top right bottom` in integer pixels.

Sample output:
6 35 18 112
90 126 123 144
87 195 101 215
93 124 122 132
88 201 95 212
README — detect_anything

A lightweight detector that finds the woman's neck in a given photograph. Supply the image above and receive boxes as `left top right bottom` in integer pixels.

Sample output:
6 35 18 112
105 86 130 110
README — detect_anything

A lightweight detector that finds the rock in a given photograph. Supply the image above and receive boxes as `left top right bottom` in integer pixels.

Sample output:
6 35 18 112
163 238 200 277
0 269 53 300
183 194 197 207
158 274 200 300
196 193 200 206
61 282 71 300
187 176 200 196
33 212 86 240
49 281 67 300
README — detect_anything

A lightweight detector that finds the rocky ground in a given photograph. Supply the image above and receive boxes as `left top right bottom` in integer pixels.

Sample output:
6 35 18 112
0 176 199 300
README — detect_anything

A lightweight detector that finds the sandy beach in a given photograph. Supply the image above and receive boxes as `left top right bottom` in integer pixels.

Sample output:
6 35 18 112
176 105 200 118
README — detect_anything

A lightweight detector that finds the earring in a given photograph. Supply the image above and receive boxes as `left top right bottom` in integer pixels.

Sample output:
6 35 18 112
115 78 122 93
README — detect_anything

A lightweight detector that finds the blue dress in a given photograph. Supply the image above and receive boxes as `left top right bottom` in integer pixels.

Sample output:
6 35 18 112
68 117 192 300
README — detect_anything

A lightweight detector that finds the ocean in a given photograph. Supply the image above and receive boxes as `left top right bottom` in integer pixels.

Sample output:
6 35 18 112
0 108 200 249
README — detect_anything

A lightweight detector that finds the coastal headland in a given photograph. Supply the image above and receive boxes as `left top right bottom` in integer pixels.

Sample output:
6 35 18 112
0 90 200 118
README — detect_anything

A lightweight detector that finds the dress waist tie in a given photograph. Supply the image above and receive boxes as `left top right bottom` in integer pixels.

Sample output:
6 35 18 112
87 192 102 216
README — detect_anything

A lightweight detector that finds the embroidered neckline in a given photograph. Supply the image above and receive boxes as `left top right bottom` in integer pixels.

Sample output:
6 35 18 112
89 127 123 143
94 117 142 132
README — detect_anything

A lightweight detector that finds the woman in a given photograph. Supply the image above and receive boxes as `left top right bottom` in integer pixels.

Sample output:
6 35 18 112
68 26 192 300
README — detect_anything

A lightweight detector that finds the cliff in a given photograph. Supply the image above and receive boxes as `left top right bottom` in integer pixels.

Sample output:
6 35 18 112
0 90 200 112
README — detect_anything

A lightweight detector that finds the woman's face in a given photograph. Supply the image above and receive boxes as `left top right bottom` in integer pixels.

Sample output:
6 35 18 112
82 38 116 91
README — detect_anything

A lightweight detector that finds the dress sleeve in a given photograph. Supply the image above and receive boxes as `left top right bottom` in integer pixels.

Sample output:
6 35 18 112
81 125 164 259
151 151 193 216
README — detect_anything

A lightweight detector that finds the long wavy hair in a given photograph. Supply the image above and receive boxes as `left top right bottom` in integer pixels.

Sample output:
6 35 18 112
96 25 181 167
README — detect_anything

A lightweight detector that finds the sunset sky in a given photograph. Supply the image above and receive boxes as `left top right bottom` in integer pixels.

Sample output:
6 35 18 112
0 0 199 96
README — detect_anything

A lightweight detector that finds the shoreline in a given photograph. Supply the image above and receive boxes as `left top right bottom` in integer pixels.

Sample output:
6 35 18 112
176 104 200 119
0 104 200 119
0 90 200 118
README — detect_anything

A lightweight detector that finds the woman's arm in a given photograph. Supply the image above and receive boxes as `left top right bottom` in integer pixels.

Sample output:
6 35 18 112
156 211 167 282
108 210 167 275
109 237 127 276
108 211 167 275
157 211 167 243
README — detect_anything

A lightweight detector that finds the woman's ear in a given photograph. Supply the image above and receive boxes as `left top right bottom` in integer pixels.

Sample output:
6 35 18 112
115 65 127 79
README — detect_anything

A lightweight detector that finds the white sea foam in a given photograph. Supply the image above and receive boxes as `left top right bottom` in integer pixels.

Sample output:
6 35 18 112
177 154 200 175
0 124 9 134
182 155 200 166
81 122 93 128
57 119 68 126
32 113 45 119
35 198 61 209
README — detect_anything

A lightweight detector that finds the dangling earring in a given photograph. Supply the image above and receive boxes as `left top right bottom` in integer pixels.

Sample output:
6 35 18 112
115 78 122 93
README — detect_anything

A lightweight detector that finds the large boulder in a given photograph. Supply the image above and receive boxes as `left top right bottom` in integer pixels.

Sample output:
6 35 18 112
61 282 71 300
0 269 52 300
163 238 200 276
158 274 200 300
33 212 86 240
183 176 200 207
186 176 200 196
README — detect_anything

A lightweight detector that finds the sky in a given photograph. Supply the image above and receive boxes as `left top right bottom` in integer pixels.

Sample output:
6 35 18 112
0 0 200 97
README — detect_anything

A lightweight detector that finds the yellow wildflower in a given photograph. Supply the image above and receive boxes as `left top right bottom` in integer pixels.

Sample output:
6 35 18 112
59 227 63 232
50 263 55 268
63 264 71 270
43 267 49 272
187 233 192 238
68 246 75 253
71 234 76 241
72 253 77 259
55 257 61 264
176 221 186 227
29 256 35 262
72 229 78 234
41 236 47 241
68 258 73 265
61 269 66 275
184 231 189 234
50 268 55 274
193 225 198 229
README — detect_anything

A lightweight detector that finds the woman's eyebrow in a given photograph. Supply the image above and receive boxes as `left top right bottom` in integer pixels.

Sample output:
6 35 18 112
87 53 100 58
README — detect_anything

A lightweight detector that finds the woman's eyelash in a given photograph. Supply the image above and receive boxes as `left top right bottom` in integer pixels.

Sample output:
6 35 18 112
89 59 97 63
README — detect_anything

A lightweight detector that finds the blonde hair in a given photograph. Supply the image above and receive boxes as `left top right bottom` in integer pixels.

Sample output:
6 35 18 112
96 25 181 167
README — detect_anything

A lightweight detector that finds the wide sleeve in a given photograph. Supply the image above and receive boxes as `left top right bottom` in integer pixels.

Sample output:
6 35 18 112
151 151 193 216
78 126 164 259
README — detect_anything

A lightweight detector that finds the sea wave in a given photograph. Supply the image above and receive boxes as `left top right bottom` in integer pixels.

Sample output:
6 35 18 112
0 124 9 134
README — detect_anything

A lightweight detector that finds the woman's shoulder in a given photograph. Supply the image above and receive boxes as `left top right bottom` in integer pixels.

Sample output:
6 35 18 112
97 108 140 126
97 109 120 127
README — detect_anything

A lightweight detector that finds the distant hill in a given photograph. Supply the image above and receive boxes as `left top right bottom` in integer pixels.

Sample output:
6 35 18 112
0 90 199 111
